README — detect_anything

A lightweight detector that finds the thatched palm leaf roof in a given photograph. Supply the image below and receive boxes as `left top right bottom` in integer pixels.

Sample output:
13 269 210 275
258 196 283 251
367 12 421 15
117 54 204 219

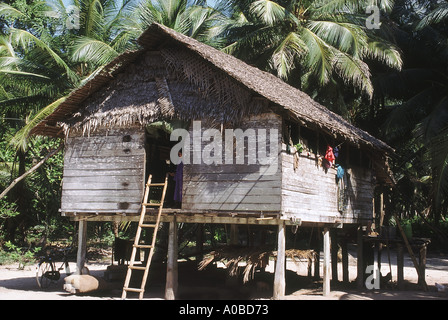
31 23 392 154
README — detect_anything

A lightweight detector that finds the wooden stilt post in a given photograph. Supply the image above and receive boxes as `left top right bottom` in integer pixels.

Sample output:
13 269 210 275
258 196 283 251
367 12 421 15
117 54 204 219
323 228 331 296
273 221 285 299
419 244 427 288
312 228 320 280
397 242 404 290
196 223 204 263
330 229 338 283
229 224 238 245
357 227 364 289
165 217 178 300
76 220 87 275
341 238 349 283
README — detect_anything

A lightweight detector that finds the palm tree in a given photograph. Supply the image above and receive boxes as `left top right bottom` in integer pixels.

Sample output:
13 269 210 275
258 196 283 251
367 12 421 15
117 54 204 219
0 1 77 150
1 0 144 149
373 0 448 224
220 0 402 117
0 1 74 241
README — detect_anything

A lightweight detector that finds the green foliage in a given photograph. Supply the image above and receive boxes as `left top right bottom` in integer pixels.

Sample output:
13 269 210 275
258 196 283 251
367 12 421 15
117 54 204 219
0 198 18 222
221 0 402 103
137 0 230 47
0 240 37 268
369 0 448 222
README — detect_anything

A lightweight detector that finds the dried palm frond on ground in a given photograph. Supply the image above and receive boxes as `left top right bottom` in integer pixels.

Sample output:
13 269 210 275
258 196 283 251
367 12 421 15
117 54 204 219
198 246 316 283
283 249 316 269
198 246 271 282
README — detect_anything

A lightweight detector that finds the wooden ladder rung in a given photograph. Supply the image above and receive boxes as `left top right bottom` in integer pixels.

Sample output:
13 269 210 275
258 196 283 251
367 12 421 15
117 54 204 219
123 287 143 293
134 244 153 249
142 203 162 207
129 265 147 271
140 224 157 228
146 183 165 186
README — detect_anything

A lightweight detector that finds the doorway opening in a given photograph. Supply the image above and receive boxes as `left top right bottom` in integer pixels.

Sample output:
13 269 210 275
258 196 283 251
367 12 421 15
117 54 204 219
144 120 189 208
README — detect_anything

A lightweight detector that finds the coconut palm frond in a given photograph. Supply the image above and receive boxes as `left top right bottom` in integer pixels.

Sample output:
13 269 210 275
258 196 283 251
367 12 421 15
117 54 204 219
0 2 25 20
375 0 395 13
222 25 278 61
137 0 189 33
71 37 118 67
186 5 227 44
0 36 16 58
416 3 448 30
249 0 286 26
0 69 51 80
301 27 333 86
270 31 307 79
80 0 106 38
9 28 78 83
310 0 363 14
157 0 188 29
138 0 163 28
10 97 66 152
307 20 368 56
311 0 394 14
333 51 373 98
363 39 402 71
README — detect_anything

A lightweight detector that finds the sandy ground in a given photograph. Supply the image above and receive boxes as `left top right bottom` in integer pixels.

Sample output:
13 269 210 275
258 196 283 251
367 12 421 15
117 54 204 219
0 246 448 301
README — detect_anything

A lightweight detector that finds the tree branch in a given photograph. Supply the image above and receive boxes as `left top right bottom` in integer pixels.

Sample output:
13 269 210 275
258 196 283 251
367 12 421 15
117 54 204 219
0 144 63 200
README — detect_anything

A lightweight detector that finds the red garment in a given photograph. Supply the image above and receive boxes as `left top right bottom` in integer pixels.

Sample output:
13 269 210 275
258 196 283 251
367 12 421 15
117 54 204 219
325 145 335 164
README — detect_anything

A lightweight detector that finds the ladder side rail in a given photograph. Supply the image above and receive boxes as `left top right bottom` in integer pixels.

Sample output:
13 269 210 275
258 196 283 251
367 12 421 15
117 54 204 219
122 175 153 299
138 173 169 299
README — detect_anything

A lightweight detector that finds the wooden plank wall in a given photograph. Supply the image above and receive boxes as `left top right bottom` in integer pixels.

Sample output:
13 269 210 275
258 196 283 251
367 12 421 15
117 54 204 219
343 166 374 222
281 146 373 224
61 126 145 214
182 113 282 212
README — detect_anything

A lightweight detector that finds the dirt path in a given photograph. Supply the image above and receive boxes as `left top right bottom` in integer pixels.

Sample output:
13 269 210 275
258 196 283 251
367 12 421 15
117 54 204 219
0 250 447 300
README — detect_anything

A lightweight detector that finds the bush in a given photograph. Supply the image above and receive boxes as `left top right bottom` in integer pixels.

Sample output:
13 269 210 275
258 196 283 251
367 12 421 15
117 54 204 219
0 241 37 268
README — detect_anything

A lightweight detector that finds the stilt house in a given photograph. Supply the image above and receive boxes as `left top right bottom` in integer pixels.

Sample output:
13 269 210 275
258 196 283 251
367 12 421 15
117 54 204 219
31 23 394 298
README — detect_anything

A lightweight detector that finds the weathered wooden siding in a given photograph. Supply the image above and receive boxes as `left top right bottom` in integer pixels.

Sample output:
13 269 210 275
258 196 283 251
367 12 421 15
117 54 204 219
281 146 373 224
342 166 374 222
182 113 282 212
61 126 145 214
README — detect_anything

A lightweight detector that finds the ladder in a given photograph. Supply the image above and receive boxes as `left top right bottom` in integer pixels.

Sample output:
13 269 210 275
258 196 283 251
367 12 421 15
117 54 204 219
121 173 169 300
